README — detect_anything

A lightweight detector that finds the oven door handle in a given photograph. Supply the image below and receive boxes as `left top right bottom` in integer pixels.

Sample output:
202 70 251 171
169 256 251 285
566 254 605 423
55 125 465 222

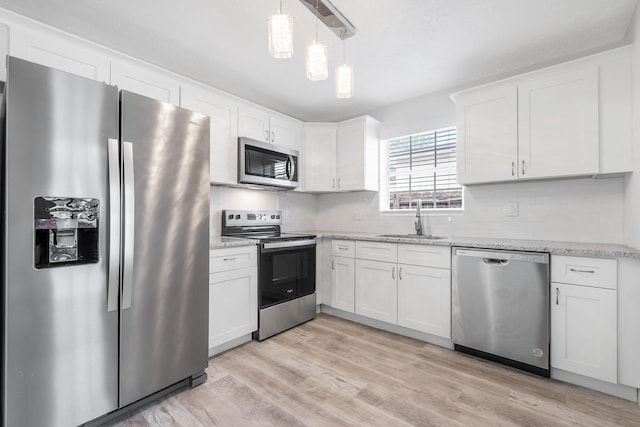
262 239 316 250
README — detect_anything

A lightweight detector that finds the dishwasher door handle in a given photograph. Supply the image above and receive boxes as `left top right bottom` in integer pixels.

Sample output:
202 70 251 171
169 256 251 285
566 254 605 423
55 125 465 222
483 258 509 266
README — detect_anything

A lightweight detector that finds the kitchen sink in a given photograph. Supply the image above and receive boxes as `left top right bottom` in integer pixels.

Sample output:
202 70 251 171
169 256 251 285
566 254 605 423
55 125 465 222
377 234 447 240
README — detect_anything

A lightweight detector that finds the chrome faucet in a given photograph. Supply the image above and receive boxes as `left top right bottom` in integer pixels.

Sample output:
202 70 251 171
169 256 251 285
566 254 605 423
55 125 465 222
415 199 423 235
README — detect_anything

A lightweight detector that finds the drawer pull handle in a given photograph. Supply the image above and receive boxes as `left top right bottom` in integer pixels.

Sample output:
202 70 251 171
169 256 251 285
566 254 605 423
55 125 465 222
223 257 237 262
332 259 335 270
511 161 515 176
556 288 559 305
569 268 595 274
338 246 348 250
392 266 396 279
399 267 403 280
286 289 294 294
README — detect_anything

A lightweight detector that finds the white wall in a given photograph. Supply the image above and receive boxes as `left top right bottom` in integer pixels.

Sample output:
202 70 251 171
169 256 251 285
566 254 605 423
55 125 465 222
314 87 629 244
625 4 640 248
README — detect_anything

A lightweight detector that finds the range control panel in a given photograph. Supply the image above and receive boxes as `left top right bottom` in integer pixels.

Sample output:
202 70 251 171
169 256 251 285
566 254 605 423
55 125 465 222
222 210 282 227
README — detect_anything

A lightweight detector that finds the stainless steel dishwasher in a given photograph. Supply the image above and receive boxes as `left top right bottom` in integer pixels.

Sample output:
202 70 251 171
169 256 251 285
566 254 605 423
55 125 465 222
452 247 550 377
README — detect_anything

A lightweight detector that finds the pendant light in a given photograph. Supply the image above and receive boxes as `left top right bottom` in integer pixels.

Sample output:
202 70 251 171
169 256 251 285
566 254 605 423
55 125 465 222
268 0 294 59
335 34 353 98
306 0 328 81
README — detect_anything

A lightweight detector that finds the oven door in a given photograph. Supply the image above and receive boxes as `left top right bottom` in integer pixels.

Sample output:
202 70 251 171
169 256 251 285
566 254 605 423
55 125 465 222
259 240 316 309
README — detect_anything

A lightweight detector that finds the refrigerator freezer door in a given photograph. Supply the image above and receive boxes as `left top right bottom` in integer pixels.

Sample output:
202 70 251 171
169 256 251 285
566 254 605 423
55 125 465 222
2 57 119 426
119 91 210 407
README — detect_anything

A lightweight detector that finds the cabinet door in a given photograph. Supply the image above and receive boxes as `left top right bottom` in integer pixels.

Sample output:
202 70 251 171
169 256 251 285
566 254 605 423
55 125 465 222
331 256 355 313
10 26 110 82
551 282 617 383
110 60 180 105
238 105 271 143
398 264 451 338
518 67 598 179
337 118 365 191
181 85 239 185
355 259 397 323
209 267 258 352
303 124 337 192
454 82 518 184
270 114 303 151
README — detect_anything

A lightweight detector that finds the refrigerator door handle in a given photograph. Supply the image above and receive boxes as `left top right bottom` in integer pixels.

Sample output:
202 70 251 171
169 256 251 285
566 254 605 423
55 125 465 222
107 139 121 312
122 141 135 310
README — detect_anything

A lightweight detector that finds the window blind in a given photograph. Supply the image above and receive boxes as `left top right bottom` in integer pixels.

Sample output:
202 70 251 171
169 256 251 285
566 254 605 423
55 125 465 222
386 126 462 210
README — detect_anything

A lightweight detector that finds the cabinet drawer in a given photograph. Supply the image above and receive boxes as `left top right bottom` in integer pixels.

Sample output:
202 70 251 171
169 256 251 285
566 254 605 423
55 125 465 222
356 241 397 263
398 244 451 269
551 255 617 290
332 240 355 257
210 245 257 273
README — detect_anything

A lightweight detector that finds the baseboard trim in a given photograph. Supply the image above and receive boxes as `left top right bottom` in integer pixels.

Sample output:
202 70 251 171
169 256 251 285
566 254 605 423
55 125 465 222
551 368 638 402
320 304 454 350
208 333 253 357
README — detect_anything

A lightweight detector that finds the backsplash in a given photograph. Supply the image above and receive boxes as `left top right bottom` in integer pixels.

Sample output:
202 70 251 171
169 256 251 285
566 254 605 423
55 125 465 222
313 176 626 244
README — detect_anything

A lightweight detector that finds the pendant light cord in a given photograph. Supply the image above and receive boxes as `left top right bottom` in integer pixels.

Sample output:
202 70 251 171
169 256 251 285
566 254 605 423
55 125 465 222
315 0 319 42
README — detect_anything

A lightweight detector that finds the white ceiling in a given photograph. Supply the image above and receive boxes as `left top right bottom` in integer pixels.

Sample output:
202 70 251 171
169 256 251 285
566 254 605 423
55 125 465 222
0 0 636 122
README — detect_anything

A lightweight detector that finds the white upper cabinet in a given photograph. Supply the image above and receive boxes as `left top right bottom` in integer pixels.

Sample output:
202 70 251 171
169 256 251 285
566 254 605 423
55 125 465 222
456 82 518 184
302 116 379 193
181 84 239 185
518 67 598 179
238 104 303 151
303 124 337 192
110 60 180 105
453 46 632 185
336 116 380 192
9 25 110 82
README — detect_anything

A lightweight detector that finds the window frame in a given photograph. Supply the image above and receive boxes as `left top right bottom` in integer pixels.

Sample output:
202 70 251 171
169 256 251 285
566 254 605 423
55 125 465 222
379 126 464 215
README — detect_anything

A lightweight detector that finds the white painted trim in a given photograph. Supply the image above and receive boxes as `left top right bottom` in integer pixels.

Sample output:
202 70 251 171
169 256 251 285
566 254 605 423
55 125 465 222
208 333 252 358
551 368 638 402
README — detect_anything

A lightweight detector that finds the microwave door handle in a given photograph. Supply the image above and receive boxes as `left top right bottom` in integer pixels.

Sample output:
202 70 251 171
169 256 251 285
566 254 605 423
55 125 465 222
286 155 296 181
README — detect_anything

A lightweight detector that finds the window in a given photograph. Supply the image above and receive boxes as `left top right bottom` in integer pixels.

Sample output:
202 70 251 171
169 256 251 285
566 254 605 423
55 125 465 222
380 126 462 212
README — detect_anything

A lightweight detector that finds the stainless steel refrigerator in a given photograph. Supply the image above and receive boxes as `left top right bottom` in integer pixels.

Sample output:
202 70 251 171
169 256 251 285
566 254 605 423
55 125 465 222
0 57 210 426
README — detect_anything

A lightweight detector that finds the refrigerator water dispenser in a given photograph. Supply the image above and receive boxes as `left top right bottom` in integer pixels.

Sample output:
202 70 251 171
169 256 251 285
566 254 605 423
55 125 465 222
34 197 99 268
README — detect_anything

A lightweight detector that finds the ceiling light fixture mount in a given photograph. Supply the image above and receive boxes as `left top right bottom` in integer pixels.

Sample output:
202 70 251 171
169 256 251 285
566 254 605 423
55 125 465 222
298 0 356 39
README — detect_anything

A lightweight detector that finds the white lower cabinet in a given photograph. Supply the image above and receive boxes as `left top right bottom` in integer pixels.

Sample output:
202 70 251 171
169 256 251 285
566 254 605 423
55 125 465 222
397 264 451 338
331 256 355 313
337 240 451 339
550 255 617 383
208 245 257 356
355 259 398 323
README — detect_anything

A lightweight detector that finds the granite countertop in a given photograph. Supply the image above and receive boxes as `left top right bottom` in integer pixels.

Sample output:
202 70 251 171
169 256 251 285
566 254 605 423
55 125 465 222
209 236 259 249
289 230 640 259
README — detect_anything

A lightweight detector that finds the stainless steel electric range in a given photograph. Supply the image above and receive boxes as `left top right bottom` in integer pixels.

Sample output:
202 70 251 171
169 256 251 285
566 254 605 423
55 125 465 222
222 210 316 340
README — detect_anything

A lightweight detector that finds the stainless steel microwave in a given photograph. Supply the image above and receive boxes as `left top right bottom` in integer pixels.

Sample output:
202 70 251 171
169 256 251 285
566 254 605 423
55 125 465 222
238 137 299 189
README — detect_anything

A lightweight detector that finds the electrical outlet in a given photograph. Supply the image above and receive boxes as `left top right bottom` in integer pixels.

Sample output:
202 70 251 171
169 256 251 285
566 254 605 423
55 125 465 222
504 201 519 217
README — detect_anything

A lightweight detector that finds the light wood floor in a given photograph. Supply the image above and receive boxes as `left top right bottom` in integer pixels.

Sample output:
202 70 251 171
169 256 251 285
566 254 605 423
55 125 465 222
110 313 640 426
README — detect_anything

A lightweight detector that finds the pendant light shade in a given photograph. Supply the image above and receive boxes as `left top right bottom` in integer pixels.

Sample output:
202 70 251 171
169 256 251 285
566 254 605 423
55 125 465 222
306 42 328 81
335 64 353 98
268 1 294 58
306 0 328 81
335 37 353 98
